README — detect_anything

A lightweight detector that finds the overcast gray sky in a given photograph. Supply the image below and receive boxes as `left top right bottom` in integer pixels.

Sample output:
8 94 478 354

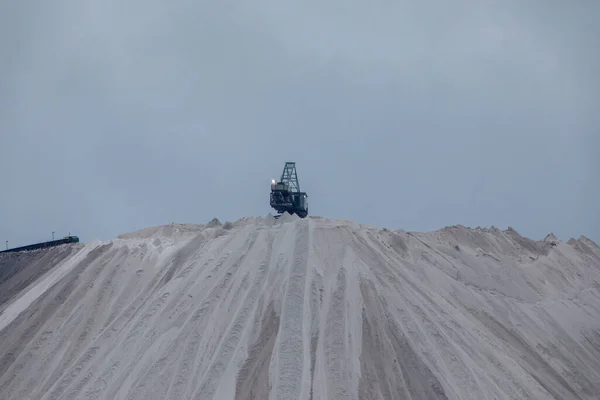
1 0 598 248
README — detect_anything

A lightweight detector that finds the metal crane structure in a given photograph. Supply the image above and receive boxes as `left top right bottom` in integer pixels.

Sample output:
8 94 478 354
270 162 308 218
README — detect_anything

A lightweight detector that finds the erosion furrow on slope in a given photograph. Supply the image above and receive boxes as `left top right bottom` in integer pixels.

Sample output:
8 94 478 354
272 219 310 400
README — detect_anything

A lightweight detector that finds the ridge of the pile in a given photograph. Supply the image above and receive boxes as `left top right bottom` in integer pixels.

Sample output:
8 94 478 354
110 214 597 250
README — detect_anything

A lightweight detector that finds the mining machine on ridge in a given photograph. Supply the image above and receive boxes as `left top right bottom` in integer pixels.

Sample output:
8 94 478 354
270 162 308 218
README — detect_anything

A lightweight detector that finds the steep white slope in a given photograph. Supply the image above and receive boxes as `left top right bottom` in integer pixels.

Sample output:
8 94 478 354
0 216 599 400
0 243 84 310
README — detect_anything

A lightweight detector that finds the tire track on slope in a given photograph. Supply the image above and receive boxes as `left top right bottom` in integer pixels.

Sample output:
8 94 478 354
358 278 449 400
3 256 101 398
64 282 174 400
103 235 217 399
188 230 263 391
0 245 81 308
232 227 294 400
157 231 239 331
60 249 124 362
403 233 599 399
193 229 275 399
156 233 209 290
20 249 125 399
163 229 261 400
0 244 112 394
234 300 280 400
351 230 488 398
44 238 206 400
124 236 239 400
85 234 233 400
471 310 581 400
97 260 150 337
64 251 158 398
364 229 588 399
308 270 324 400
316 225 353 400
274 220 310 400
515 303 600 398
324 265 350 399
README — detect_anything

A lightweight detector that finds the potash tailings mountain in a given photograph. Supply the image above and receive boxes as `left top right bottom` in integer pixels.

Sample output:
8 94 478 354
1 215 600 400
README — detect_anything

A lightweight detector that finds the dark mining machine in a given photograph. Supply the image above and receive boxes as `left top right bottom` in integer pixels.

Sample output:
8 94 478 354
270 162 308 218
